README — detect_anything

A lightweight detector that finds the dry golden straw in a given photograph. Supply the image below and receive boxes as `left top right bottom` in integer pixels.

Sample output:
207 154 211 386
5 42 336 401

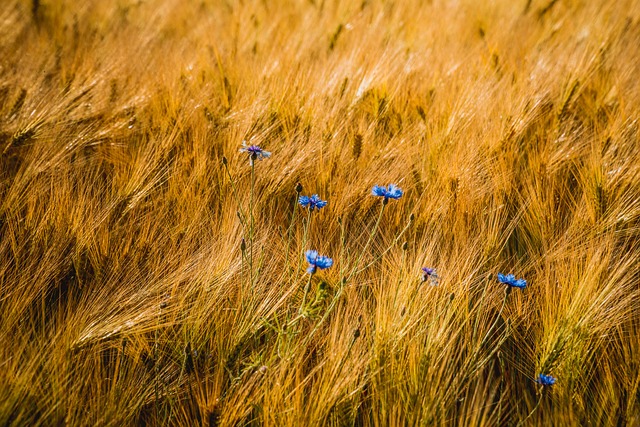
1 0 639 425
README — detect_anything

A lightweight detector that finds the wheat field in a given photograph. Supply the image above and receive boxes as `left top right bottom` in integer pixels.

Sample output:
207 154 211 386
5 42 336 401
1 0 640 425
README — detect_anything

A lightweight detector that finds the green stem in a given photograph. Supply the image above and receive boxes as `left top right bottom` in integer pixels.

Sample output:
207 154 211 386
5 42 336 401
295 209 312 280
307 200 385 345
249 160 255 287
240 241 247 297
222 161 246 228
301 217 348 346
299 272 314 315
284 191 300 285
303 277 345 346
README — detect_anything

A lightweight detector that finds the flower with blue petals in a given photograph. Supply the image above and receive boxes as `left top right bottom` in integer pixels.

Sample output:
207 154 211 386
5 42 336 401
305 250 333 274
536 374 556 386
372 184 403 201
299 194 328 211
240 141 271 161
421 267 439 285
497 273 527 289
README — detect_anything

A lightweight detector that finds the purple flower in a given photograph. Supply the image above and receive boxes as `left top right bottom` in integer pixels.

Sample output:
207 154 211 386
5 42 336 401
422 267 436 276
240 141 271 161
421 267 439 285
497 273 526 289
372 184 403 201
536 374 556 386
299 194 328 211
305 250 333 274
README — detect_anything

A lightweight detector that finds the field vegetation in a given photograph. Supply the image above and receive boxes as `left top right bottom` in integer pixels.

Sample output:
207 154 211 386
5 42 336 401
1 0 640 425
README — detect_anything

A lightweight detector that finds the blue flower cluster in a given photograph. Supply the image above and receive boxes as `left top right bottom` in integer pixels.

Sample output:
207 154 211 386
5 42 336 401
372 184 403 200
301 184 403 274
305 250 334 274
497 273 527 289
421 267 439 285
536 373 556 386
235 144 551 391
299 194 328 211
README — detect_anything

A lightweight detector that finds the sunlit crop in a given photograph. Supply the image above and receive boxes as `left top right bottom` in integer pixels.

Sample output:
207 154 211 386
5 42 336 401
1 0 639 425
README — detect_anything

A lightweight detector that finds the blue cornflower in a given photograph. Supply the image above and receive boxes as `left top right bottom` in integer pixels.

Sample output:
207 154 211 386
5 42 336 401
372 184 403 201
497 273 527 289
305 250 333 274
536 374 556 386
240 141 271 160
299 194 328 211
421 267 439 285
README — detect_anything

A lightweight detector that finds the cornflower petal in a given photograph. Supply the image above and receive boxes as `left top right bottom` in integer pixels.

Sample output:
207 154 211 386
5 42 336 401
299 196 311 207
372 185 387 197
421 267 439 285
536 374 556 386
305 250 333 274
239 141 270 160
305 250 318 264
372 184 403 200
299 194 327 211
497 273 527 289
421 267 436 276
